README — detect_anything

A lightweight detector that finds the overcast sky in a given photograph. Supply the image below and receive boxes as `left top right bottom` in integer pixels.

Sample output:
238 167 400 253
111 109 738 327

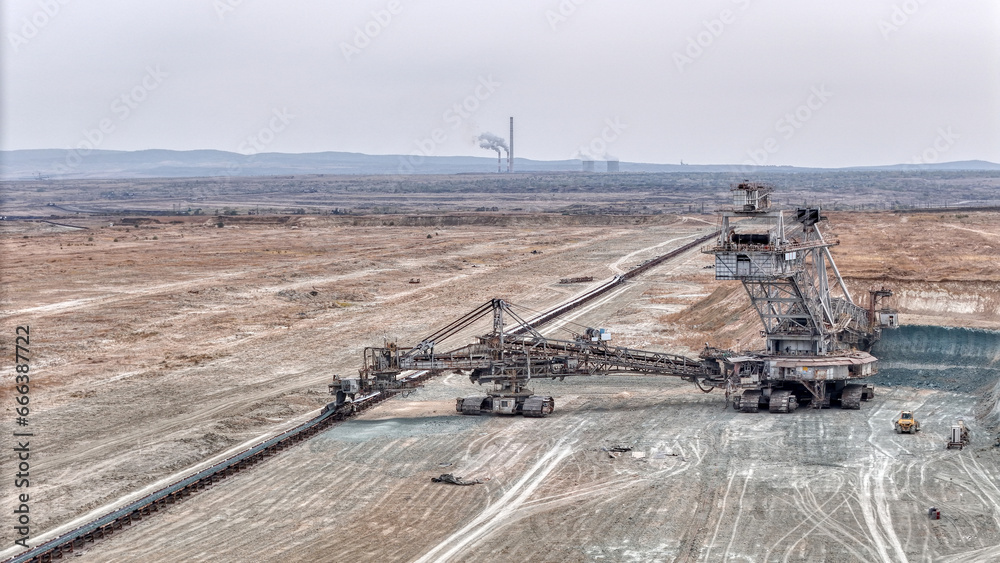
2 1 998 167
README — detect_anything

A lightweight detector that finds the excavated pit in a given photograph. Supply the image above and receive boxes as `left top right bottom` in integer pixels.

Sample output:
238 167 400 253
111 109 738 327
7 208 1000 562
872 325 1000 446
871 325 1000 394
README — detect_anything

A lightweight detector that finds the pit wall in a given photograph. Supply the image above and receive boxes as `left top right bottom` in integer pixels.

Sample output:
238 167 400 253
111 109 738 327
870 325 1000 428
847 280 1000 330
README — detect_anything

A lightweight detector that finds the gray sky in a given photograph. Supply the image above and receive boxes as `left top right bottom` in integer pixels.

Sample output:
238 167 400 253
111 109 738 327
3 0 998 167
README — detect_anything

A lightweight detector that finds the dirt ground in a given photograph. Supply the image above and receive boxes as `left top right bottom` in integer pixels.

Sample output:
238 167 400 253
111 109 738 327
1 209 999 562
72 378 1000 563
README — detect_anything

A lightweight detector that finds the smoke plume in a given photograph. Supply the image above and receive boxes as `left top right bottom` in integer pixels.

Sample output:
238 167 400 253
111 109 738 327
477 132 509 156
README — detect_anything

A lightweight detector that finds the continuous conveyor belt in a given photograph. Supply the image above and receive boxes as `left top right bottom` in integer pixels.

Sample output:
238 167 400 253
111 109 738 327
3 228 716 563
1 376 430 563
514 230 718 333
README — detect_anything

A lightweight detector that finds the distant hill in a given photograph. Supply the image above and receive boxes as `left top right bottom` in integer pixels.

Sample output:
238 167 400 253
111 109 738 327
844 160 1000 171
1 149 998 180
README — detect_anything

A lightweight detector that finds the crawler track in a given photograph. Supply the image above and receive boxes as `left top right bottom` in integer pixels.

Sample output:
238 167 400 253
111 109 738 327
3 229 716 563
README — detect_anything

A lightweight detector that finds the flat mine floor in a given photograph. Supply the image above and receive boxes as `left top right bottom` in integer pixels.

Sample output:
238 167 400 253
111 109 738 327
74 377 1000 562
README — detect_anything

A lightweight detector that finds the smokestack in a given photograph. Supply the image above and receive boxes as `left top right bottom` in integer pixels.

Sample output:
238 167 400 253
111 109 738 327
477 132 508 173
508 117 513 173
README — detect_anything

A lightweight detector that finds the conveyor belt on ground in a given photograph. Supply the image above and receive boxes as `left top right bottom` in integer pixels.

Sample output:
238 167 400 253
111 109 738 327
514 230 719 333
3 228 718 563
1 373 434 563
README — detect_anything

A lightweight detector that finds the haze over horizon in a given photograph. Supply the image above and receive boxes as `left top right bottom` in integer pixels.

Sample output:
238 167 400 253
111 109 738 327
3 1 998 169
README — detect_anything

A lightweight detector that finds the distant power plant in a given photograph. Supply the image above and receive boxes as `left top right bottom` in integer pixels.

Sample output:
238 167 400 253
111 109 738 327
581 159 619 173
477 116 515 173
479 118 621 174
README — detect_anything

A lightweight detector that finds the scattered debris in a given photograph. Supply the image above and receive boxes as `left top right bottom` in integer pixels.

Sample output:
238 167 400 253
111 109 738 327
558 276 594 284
431 473 481 486
928 507 941 519
602 445 633 459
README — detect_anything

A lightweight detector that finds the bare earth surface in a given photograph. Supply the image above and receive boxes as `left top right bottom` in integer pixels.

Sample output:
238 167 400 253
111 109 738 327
1 209 999 562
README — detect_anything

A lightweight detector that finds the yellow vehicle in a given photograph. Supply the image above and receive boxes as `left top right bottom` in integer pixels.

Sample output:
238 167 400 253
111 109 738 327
894 411 920 434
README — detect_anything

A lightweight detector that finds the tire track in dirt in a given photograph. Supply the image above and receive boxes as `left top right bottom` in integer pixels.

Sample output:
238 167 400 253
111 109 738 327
959 454 1000 525
520 477 636 509
412 426 582 563
521 435 707 515
704 467 742 561
858 396 914 563
856 456 909 563
5 273 246 316
938 454 1000 562
543 240 705 338
608 234 699 275
944 224 1000 239
771 474 877 563
722 467 754 561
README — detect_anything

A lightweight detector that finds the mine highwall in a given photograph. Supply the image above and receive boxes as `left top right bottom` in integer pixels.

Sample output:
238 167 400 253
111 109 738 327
871 325 1000 431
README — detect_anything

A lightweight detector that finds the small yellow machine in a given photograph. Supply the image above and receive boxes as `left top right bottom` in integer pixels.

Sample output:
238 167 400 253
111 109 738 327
894 411 920 434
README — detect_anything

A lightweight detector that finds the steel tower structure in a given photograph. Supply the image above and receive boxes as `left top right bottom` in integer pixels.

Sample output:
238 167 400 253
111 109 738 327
706 182 891 410
712 182 876 355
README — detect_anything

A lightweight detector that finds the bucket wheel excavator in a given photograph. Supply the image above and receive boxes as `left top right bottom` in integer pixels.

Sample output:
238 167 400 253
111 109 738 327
330 183 898 415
